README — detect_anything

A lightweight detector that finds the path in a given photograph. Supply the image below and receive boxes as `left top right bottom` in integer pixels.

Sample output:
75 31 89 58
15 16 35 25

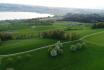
0 30 104 57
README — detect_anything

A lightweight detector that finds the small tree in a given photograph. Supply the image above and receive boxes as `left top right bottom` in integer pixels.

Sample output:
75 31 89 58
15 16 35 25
50 49 57 56
49 41 63 56
70 45 78 52
70 40 86 52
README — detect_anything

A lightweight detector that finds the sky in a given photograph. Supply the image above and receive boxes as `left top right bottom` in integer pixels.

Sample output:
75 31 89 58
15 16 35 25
0 0 104 9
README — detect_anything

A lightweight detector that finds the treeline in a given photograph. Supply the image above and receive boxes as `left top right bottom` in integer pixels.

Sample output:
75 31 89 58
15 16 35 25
0 32 38 41
0 18 54 31
40 30 79 41
63 13 104 23
0 18 54 26
92 22 104 29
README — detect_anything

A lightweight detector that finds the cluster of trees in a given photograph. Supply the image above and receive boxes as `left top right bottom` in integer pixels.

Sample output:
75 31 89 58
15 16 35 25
40 30 79 41
0 32 13 41
0 32 13 45
48 40 86 56
63 13 104 23
0 32 37 43
48 41 63 56
92 22 104 29
12 33 37 39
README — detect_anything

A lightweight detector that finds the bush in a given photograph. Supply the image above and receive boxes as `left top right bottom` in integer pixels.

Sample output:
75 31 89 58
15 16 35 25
70 41 86 52
56 41 63 48
50 49 58 56
57 49 63 55
70 45 78 51
92 22 104 29
49 41 63 56
40 30 79 41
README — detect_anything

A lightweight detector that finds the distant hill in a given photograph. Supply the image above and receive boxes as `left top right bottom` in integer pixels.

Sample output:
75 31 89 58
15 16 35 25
0 3 71 16
63 12 104 23
0 3 104 16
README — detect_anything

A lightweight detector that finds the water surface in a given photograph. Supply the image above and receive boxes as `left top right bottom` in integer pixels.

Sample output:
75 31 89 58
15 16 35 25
0 12 54 20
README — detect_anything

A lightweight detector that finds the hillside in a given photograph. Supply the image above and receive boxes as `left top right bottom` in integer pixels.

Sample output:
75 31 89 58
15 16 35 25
0 3 104 16
0 3 70 16
63 13 104 23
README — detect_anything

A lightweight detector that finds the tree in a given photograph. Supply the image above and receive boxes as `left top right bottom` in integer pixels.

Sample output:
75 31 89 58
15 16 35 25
49 41 63 56
70 40 86 52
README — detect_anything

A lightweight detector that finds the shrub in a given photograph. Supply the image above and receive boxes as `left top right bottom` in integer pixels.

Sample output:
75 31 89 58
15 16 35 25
56 41 63 48
70 45 78 51
76 43 82 50
49 41 63 56
70 41 86 52
57 49 63 55
50 49 58 56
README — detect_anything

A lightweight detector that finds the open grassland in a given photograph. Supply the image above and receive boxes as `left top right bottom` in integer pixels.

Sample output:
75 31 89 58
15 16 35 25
2 32 104 70
0 38 56 55
0 21 104 70
85 32 104 46
0 21 103 55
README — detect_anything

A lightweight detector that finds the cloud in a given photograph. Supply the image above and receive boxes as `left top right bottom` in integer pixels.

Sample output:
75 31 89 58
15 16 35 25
0 0 104 9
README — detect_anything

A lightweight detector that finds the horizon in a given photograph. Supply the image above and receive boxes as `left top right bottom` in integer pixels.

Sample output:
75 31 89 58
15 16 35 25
0 0 104 9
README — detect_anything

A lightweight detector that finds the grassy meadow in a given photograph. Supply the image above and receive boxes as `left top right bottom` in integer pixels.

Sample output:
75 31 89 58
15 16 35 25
0 20 104 70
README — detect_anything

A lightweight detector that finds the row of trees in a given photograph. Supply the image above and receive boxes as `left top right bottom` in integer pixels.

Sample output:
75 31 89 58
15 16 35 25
0 18 54 26
40 30 79 41
0 32 38 43
0 32 13 41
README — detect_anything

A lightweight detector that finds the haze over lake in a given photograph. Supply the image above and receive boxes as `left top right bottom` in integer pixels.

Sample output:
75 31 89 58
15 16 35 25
0 12 54 20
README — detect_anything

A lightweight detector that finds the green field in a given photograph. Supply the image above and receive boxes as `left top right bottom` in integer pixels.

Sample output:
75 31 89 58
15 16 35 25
0 38 56 55
0 21 104 70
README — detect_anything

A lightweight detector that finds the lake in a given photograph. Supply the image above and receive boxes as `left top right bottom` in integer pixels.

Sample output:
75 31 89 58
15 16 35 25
0 12 54 20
